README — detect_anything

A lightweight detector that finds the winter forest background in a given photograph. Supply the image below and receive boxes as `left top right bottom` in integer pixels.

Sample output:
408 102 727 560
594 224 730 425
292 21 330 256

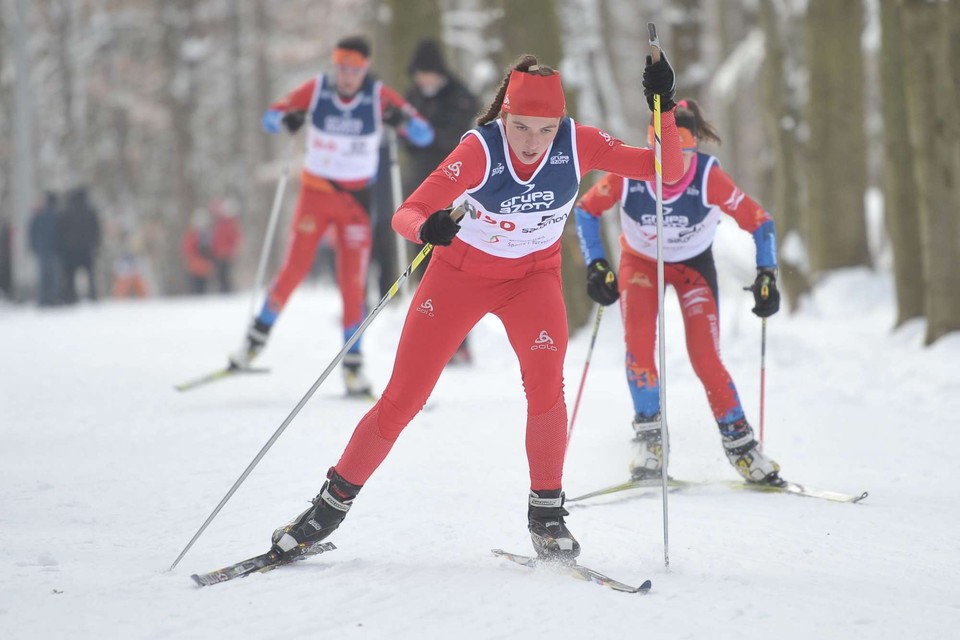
1 0 959 344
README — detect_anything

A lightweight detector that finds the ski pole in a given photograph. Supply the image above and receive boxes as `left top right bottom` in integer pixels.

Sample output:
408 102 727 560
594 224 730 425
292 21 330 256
387 128 409 297
169 205 466 572
648 21 671 569
759 317 767 447
743 280 770 449
247 136 297 321
566 296 610 446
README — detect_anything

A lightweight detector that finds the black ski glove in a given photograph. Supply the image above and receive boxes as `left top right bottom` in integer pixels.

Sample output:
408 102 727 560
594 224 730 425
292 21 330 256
282 110 306 134
383 104 409 128
586 259 620 306
748 268 780 318
642 54 677 112
419 209 461 246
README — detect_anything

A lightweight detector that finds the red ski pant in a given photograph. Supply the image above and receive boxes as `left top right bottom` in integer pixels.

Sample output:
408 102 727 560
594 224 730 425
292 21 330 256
336 256 570 491
619 249 743 424
264 184 371 329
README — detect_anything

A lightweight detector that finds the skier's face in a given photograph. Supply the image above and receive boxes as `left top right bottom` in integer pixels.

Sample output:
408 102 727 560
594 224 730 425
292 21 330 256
503 114 562 164
335 63 369 98
413 71 446 98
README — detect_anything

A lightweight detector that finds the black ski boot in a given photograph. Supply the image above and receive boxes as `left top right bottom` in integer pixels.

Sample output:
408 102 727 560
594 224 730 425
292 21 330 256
528 489 580 562
229 319 272 369
271 468 362 558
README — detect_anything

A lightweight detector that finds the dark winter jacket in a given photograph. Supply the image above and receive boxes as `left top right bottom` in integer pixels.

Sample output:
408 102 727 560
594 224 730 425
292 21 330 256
56 188 101 261
29 195 60 257
402 76 479 195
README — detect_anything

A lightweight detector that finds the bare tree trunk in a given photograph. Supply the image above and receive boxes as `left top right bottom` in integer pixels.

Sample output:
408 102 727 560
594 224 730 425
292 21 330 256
499 0 590 333
880 0 924 327
228 2 247 210
599 0 648 143
384 0 441 88
707 1 750 185
671 0 704 102
52 1 78 185
158 0 200 295
804 0 870 272
7 0 37 300
901 0 960 344
242 0 283 286
758 0 810 311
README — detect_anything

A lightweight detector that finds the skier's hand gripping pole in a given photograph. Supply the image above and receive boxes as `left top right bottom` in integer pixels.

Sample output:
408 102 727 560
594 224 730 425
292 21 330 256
169 205 467 572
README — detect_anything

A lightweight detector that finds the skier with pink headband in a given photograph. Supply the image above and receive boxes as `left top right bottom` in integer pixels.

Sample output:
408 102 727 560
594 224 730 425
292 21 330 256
268 52 683 562
574 98 782 485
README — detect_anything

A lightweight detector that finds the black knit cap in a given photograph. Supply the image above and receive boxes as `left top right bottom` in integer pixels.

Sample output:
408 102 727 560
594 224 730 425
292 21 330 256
407 38 448 75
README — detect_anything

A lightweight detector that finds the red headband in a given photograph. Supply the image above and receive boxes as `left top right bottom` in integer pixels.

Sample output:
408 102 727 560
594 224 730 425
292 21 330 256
501 69 565 118
333 48 368 68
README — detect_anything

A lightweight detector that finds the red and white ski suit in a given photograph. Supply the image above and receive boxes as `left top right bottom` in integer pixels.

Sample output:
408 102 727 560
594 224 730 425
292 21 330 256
262 77 426 334
334 113 683 491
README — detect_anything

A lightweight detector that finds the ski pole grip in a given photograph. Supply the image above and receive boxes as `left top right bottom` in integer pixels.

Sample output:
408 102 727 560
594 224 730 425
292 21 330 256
449 203 468 223
648 23 661 62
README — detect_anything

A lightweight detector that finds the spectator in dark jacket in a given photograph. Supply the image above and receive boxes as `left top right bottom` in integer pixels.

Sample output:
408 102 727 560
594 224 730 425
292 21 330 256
1 214 14 300
57 187 101 303
401 38 480 196
29 192 62 306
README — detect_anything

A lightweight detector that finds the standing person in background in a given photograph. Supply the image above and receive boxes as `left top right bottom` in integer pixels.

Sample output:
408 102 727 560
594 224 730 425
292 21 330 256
112 220 149 299
57 186 101 304
210 198 242 293
0 214 12 299
265 52 683 564
401 38 480 365
574 98 782 485
182 209 213 295
29 192 61 306
231 35 434 398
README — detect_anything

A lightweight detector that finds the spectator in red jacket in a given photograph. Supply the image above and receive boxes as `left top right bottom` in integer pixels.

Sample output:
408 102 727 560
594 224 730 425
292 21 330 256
209 198 242 293
182 209 213 295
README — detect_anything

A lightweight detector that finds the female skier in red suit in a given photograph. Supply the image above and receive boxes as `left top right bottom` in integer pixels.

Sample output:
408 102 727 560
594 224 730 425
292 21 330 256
269 52 683 561
574 99 782 485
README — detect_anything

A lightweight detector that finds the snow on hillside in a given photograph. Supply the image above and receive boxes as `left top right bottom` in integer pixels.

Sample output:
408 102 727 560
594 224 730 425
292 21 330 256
3 257 959 639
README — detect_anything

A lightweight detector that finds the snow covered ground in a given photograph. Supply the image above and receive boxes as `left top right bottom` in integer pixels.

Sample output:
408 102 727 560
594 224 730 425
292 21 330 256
3 249 960 639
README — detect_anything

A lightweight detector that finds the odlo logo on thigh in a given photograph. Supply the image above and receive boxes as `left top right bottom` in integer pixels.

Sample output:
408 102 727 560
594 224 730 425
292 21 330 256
530 330 557 351
417 298 435 317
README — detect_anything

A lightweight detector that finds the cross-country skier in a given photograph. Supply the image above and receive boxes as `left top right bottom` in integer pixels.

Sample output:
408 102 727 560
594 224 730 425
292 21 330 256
230 35 434 397
573 98 782 485
267 52 684 562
